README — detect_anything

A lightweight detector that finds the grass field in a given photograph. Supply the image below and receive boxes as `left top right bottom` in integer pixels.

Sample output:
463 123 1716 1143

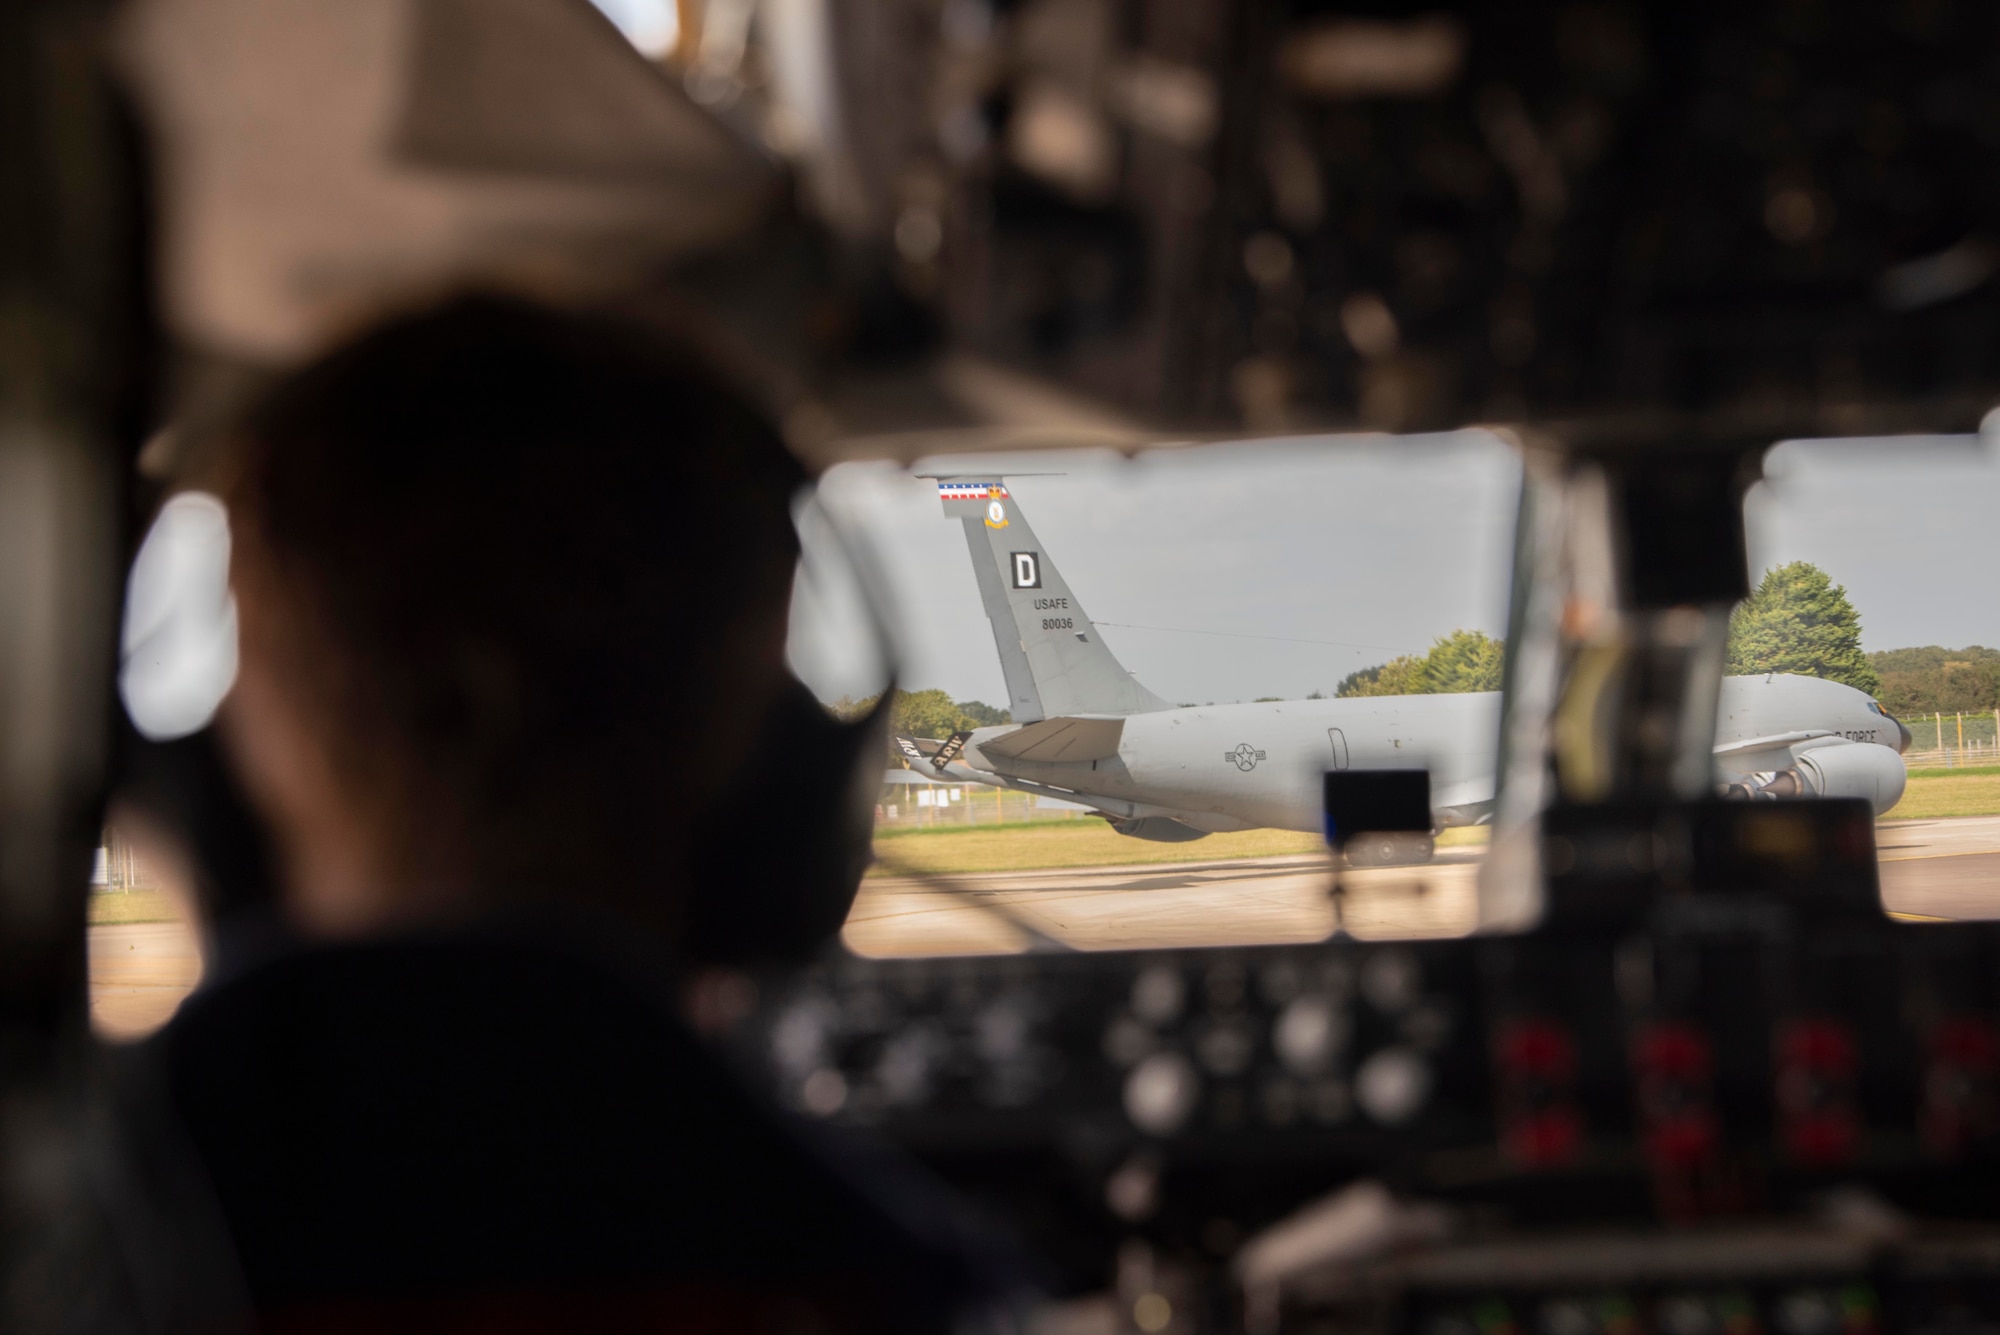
88 888 185 926
870 821 1488 877
869 768 2000 876
1886 768 2000 820
82 769 2000 895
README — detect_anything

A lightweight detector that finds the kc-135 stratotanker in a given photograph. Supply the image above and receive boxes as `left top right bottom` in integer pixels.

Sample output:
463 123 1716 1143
898 478 1912 860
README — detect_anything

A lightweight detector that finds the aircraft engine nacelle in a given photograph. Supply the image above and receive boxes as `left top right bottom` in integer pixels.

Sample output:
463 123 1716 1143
1735 742 1907 816
1794 742 1907 815
1103 815 1210 843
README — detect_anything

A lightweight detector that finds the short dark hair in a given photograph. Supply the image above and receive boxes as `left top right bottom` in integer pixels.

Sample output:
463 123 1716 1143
223 295 805 924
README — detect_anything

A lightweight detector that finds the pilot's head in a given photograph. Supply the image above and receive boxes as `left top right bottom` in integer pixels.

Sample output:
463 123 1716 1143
215 294 805 938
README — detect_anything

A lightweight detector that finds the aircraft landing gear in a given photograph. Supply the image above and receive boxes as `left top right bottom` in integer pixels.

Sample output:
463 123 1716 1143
1342 832 1435 868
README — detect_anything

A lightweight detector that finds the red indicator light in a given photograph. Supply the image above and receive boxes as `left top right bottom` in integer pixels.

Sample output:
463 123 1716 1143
1921 1015 2000 1158
1494 1018 1582 1168
1498 1019 1577 1080
1774 1017 1860 1169
1633 1022 1718 1170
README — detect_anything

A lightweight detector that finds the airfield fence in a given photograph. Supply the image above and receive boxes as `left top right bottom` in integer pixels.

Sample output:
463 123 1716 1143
875 781 1092 831
91 828 157 892
1901 709 2000 769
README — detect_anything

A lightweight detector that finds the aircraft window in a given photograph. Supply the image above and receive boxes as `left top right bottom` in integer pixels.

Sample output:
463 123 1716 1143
584 0 679 59
795 433 1523 954
95 492 237 1040
1740 431 2000 922
794 429 2000 958
86 826 203 1042
119 492 238 741
787 490 898 717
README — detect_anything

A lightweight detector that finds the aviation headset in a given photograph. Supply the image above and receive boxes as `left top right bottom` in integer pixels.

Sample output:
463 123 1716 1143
685 497 897 967
117 627 892 969
686 668 892 966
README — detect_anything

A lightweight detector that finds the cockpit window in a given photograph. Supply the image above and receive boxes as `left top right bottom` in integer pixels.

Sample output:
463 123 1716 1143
787 430 2000 958
798 433 1522 955
120 492 239 741
1740 433 2000 919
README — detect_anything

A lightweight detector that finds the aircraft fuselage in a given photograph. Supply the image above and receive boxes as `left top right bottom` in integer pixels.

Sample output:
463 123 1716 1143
959 674 1902 834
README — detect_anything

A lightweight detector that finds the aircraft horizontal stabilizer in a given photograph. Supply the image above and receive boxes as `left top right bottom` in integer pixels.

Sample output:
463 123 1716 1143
978 715 1125 763
893 734 943 762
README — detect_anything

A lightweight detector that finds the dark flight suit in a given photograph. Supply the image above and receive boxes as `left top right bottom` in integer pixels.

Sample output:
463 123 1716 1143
154 919 1026 1333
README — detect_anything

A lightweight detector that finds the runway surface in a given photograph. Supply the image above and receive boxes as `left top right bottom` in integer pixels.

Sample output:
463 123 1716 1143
841 815 2000 956
84 816 2000 1037
89 920 205 1042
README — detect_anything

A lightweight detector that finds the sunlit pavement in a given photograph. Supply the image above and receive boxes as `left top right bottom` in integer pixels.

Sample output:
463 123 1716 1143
84 817 2000 1036
842 850 1483 956
89 921 204 1042
1877 816 2000 921
846 815 2000 957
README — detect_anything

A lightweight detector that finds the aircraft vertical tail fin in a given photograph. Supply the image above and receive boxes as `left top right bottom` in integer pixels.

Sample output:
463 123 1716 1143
931 477 1169 722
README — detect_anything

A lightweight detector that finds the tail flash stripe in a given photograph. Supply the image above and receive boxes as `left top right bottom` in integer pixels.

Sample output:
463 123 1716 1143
938 481 1009 500
942 477 1169 720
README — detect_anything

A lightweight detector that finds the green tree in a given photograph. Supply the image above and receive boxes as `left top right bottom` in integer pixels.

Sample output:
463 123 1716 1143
1421 628 1506 693
1332 665 1377 697
957 699 1012 727
843 689 1017 746
1866 645 2000 715
892 688 974 739
1726 561 1879 694
1336 630 1505 698
1338 656 1422 697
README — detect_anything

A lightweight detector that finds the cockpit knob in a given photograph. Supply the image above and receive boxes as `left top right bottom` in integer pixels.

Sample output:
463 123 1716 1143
1356 1047 1432 1125
1274 995 1348 1077
1125 1051 1200 1136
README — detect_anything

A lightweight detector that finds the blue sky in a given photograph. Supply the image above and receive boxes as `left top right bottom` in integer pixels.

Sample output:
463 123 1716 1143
793 431 1521 706
788 430 2000 707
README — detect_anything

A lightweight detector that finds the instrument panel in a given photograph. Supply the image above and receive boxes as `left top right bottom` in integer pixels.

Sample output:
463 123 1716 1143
732 911 2000 1317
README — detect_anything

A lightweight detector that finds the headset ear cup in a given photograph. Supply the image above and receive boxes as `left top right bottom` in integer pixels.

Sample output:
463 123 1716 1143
683 677 889 967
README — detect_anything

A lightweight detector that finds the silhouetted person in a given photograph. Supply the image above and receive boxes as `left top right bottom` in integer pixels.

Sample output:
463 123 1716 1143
149 295 1025 1333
